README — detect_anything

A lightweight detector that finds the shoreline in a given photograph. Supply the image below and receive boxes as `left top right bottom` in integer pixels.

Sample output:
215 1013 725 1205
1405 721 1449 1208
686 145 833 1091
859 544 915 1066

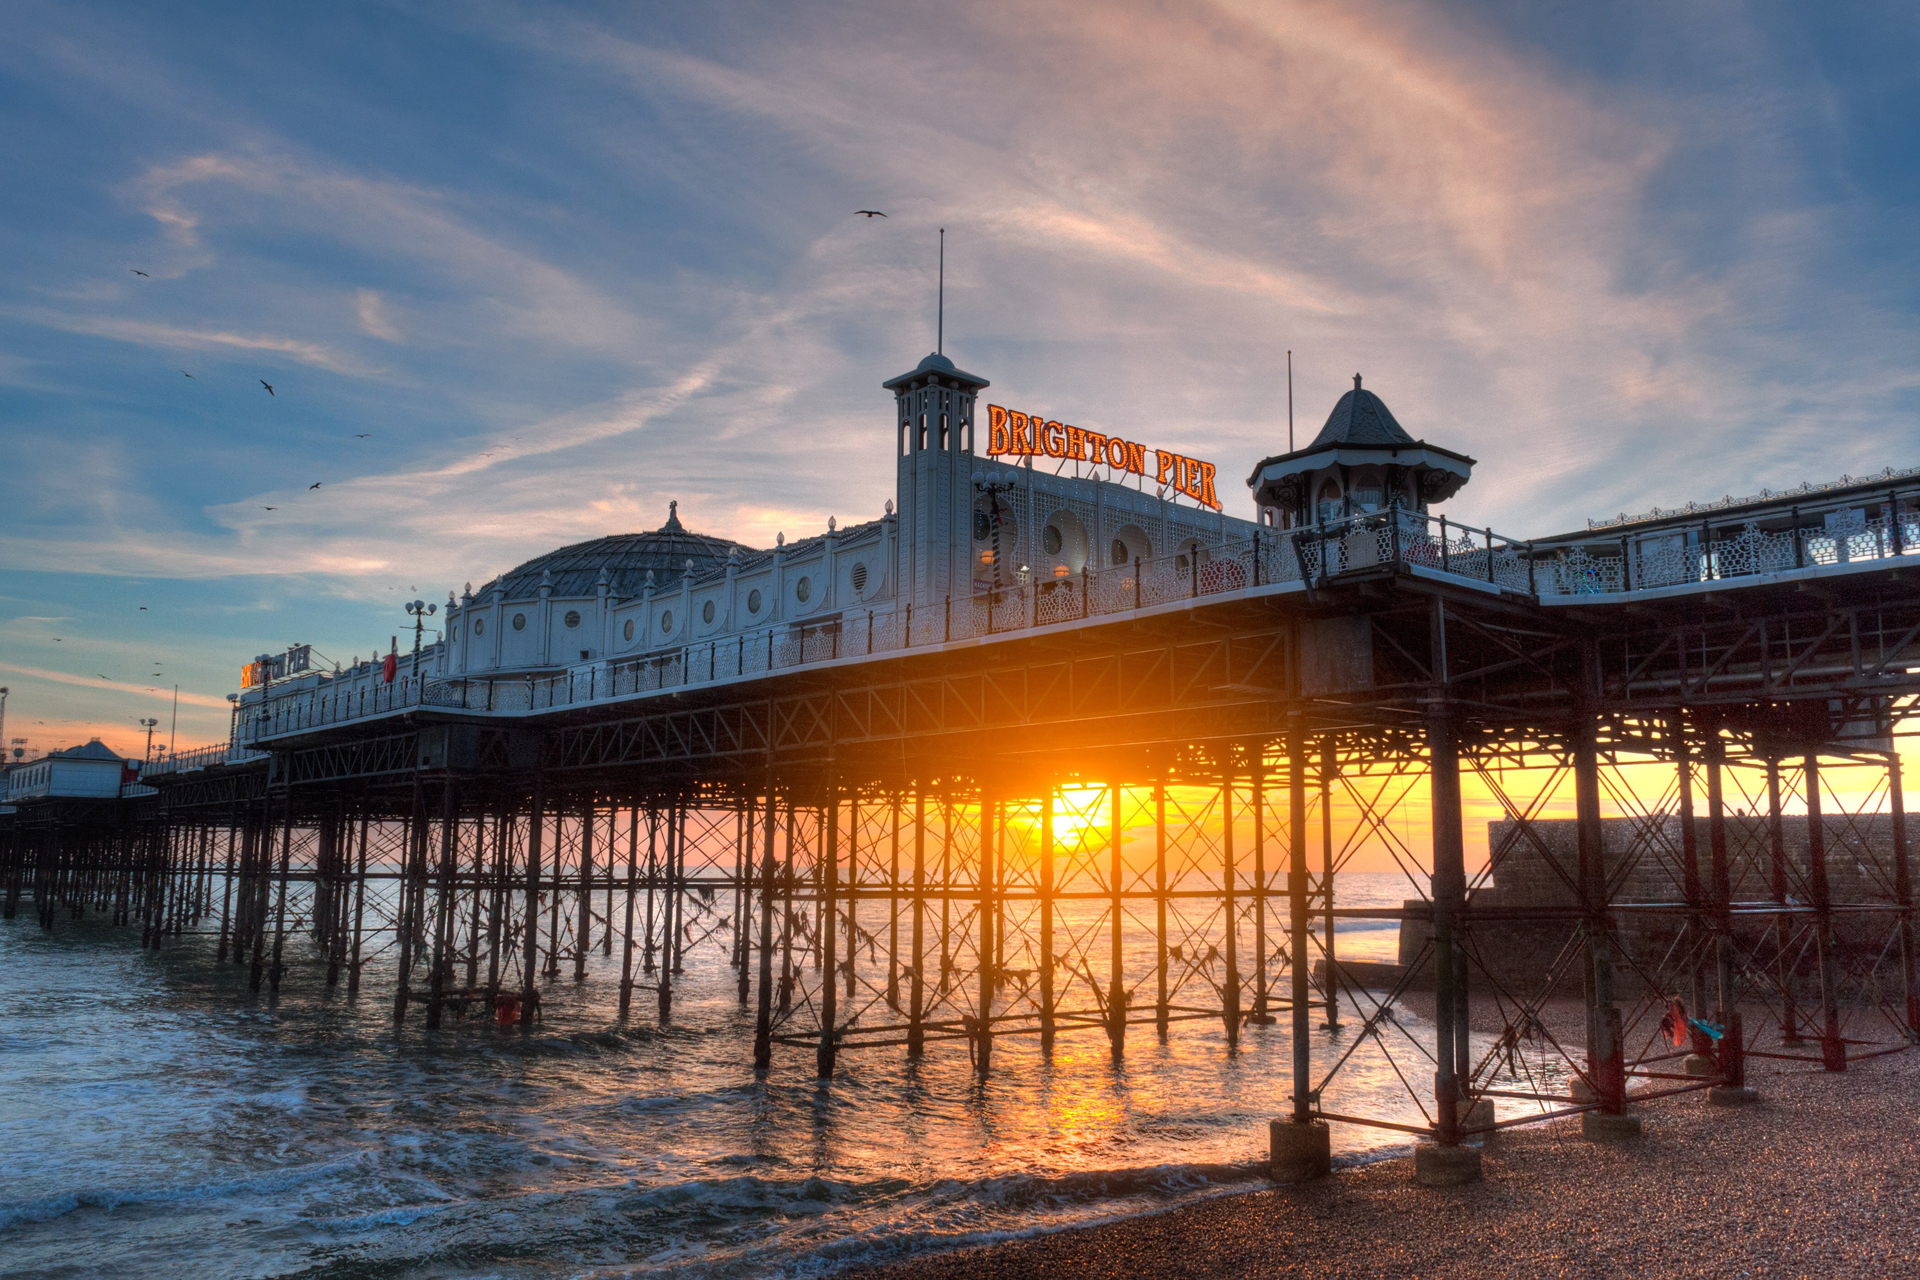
843 1047 1920 1278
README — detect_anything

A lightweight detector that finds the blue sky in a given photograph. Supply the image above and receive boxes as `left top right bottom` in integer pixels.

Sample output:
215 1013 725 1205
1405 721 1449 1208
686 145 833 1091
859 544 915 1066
2 0 1916 756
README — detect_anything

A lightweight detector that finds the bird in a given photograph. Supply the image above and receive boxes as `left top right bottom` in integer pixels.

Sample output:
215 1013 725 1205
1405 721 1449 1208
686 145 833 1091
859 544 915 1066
182 371 194 379
97 674 109 679
855 210 887 218
260 380 275 396
262 506 276 511
139 606 148 610
131 269 149 277
353 433 370 438
308 482 322 490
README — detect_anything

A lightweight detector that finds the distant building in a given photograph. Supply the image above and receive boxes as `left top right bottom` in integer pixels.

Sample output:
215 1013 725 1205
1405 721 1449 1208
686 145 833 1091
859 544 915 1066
4 740 136 802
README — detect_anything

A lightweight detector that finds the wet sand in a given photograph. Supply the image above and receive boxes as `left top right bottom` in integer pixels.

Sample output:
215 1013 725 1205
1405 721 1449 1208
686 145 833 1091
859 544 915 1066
847 1046 1920 1278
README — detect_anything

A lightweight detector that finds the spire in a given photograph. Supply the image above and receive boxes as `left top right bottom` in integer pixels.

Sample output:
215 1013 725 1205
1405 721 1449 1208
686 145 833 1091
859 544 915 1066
660 500 685 533
1354 372 1363 391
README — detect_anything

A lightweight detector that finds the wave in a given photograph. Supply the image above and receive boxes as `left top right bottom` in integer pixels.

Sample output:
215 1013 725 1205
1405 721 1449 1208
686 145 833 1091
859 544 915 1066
0 1153 373 1233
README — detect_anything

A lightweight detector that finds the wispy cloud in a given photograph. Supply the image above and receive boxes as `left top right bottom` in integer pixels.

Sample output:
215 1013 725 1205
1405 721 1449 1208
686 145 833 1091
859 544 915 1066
0 662 231 708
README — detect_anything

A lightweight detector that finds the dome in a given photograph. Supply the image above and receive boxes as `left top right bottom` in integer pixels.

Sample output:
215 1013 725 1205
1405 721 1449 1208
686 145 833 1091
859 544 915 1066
476 502 755 602
1305 374 1416 450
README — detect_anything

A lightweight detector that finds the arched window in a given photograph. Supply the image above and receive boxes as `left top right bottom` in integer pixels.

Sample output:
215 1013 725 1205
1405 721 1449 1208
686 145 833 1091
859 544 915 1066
1317 480 1343 526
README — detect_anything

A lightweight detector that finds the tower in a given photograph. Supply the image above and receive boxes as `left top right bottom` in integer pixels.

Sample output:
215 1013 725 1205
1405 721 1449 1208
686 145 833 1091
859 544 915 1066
885 352 991 612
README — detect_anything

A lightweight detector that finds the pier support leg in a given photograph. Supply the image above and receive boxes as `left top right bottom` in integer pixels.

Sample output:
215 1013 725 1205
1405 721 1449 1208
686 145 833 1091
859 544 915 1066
1575 699 1638 1141
754 782 778 1070
1275 715 1332 1184
1805 754 1846 1072
1040 789 1055 1054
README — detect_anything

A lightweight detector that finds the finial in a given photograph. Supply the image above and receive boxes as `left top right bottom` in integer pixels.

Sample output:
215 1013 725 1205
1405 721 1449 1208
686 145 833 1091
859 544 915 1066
828 516 836 533
661 500 684 532
777 531 785 547
1353 373 1362 390
885 498 894 516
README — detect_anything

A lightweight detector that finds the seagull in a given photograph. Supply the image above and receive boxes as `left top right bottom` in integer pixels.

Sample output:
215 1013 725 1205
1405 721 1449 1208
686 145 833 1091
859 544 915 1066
97 674 109 679
262 506 276 511
353 433 370 438
260 380 275 396
131 269 150 277
855 210 887 218
139 606 148 610
309 482 322 490
182 371 194 379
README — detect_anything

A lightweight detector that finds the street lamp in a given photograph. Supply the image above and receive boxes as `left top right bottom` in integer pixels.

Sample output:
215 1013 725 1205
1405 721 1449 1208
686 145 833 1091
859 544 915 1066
138 717 160 762
405 599 437 679
0 688 8 763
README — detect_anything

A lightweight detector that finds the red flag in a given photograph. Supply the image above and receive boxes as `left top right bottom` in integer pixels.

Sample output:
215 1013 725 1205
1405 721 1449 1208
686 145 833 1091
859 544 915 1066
382 652 397 683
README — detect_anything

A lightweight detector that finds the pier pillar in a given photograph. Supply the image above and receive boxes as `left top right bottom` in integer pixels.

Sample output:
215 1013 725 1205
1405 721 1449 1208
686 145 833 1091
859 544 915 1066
520 781 544 1028
1040 789 1056 1054
1222 771 1240 1046
1320 738 1340 1030
1804 753 1846 1072
1574 695 1638 1141
907 790 927 1059
1106 783 1124 1060
1702 729 1755 1102
1890 750 1920 1041
818 772 841 1079
754 781 779 1069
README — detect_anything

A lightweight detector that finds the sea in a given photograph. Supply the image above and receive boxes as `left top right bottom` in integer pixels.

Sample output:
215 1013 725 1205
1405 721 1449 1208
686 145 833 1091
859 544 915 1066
0 871 1561 1278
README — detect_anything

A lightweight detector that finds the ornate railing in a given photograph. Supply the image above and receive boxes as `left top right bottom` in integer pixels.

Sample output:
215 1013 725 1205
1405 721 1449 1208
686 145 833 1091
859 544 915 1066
238 498 1920 741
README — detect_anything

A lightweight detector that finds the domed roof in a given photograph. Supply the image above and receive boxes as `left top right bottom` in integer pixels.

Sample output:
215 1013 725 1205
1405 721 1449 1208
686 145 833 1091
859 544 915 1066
882 350 990 391
476 503 756 602
1306 374 1416 449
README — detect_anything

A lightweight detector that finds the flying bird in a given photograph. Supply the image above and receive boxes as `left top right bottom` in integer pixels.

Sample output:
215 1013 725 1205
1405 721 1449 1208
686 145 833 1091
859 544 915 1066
139 606 148 610
260 380 275 396
262 506 276 511
182 371 194 379
130 269 149 277
353 433 370 438
855 210 887 218
309 482 322 490
97 674 109 679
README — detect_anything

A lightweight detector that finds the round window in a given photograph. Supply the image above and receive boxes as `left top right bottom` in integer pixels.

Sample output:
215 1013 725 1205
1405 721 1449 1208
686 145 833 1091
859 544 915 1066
563 609 581 629
660 610 673 633
702 600 716 624
473 618 484 636
850 562 868 594
1044 525 1063 555
972 509 991 541
795 576 812 604
512 613 527 631
622 619 635 642
747 588 762 614
1111 539 1129 567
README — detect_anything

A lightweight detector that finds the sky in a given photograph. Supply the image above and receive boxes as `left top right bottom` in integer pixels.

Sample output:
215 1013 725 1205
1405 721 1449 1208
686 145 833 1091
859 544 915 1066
1 0 1917 759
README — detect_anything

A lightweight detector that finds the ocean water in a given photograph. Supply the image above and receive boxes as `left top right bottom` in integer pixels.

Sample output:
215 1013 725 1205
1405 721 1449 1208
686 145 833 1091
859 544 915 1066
0 873 1550 1278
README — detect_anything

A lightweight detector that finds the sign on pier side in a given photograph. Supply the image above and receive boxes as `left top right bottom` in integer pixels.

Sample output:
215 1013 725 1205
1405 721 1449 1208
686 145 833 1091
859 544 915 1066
984 404 1221 510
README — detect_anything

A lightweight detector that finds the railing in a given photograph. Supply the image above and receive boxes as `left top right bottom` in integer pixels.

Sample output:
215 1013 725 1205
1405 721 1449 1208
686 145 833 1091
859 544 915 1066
239 501 1920 742
142 742 268 776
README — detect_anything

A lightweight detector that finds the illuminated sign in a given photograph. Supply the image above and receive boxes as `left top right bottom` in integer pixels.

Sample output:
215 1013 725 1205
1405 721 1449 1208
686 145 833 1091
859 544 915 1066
241 644 311 688
984 404 1220 510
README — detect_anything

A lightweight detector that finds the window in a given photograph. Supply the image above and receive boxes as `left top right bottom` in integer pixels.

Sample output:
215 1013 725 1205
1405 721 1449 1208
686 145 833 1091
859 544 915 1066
1111 539 1129 566
850 562 868 594
795 576 812 604
512 613 526 631
747 588 762 614
1317 480 1343 525
563 610 581 629
702 600 716 624
940 413 949 449
1044 525 1063 555
660 611 673 633
473 618 484 636
623 619 634 642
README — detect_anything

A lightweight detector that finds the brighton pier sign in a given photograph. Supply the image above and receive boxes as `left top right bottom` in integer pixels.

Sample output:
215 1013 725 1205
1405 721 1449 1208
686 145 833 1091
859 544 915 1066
984 404 1221 510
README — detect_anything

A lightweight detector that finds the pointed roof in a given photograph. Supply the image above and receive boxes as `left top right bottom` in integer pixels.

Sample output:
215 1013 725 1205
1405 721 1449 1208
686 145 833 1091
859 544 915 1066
883 351 990 392
1306 374 1416 449
52 740 126 762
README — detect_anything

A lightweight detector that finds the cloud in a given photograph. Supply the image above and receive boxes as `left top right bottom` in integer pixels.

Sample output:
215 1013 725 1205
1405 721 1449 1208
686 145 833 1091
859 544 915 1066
26 312 374 375
355 289 401 342
0 663 231 708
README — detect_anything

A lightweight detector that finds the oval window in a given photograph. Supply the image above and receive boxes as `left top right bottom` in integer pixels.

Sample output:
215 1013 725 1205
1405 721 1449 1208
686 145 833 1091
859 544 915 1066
512 613 527 631
660 610 673 633
795 576 812 604
850 562 868 594
473 618 484 636
1111 539 1129 567
563 610 581 629
622 619 635 642
702 600 716 624
747 588 762 614
1044 525 1063 555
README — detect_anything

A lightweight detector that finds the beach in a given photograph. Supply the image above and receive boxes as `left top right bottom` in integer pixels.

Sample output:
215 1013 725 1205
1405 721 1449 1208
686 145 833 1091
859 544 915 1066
848 1046 1920 1278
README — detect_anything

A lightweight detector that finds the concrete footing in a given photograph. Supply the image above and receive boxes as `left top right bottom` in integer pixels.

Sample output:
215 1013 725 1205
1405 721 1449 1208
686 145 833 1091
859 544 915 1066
1414 1142 1483 1186
1708 1084 1760 1107
1269 1119 1331 1183
1683 1053 1717 1077
1581 1110 1643 1141
1462 1097 1495 1139
1570 1078 1597 1104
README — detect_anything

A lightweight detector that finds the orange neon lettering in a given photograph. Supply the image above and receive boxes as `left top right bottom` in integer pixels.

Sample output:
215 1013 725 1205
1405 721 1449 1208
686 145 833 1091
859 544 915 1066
987 405 1010 455
1009 411 1033 455
1084 430 1108 464
1042 420 1065 457
1066 425 1087 459
1197 461 1220 509
1181 455 1200 499
1123 440 1147 475
1155 449 1176 485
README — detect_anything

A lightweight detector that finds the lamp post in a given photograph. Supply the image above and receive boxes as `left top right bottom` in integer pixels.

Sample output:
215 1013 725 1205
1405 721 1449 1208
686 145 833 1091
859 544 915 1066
405 599 437 682
0 688 8 762
139 717 160 762
972 472 1019 631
